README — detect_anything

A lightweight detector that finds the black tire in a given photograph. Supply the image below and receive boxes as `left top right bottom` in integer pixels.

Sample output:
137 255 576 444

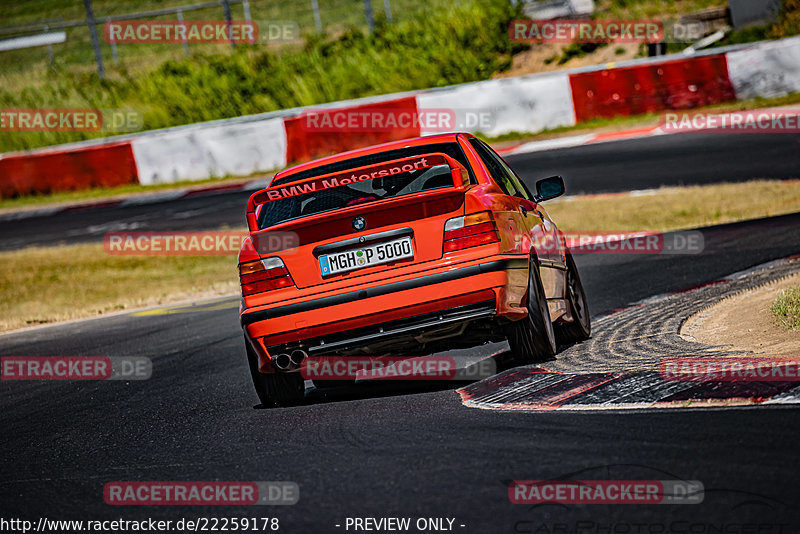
554 251 591 344
507 260 557 363
245 338 304 407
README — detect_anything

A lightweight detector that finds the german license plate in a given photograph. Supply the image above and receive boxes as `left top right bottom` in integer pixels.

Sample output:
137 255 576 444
319 237 414 276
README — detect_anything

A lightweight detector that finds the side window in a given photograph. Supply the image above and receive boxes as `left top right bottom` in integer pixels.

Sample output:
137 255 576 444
484 143 532 201
469 138 528 200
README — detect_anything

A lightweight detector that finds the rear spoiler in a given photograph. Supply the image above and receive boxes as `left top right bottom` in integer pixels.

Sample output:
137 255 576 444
245 153 470 231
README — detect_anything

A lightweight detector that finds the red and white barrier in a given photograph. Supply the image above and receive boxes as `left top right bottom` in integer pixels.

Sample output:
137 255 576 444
283 96 420 165
569 55 736 122
0 142 138 198
3 36 800 197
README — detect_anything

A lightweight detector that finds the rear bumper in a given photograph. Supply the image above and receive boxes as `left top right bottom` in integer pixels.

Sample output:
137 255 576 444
280 299 498 355
241 257 529 371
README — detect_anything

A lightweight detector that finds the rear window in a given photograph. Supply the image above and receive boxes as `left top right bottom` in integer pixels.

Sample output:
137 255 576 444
272 142 476 186
257 163 455 229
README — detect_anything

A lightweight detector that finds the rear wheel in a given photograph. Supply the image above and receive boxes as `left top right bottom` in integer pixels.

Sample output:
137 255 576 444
245 338 304 407
507 261 557 363
554 251 591 344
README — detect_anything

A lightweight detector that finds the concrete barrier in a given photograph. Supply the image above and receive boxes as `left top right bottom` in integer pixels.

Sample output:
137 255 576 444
131 117 287 185
726 35 800 99
416 72 576 136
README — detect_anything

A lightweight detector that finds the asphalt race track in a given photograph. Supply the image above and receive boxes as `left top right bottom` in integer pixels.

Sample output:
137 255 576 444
1 131 800 532
509 129 800 194
1 131 799 251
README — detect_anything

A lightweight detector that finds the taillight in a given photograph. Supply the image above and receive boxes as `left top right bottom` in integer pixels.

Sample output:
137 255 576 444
443 211 500 253
239 257 294 297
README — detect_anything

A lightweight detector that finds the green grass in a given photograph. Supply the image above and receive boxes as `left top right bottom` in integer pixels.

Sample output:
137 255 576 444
546 179 800 233
557 42 609 65
0 0 526 153
666 0 800 53
599 0 800 56
771 284 800 330
0 0 439 76
0 241 241 332
2 178 799 333
2 0 798 157
595 0 728 18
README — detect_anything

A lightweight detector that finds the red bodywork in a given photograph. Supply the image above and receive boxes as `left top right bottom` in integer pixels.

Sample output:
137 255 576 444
239 133 571 373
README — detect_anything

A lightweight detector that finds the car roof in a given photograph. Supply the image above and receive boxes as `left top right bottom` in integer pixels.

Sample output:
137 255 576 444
271 132 475 186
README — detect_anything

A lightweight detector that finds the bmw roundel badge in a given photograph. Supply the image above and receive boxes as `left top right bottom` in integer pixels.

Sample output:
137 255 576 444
352 216 366 231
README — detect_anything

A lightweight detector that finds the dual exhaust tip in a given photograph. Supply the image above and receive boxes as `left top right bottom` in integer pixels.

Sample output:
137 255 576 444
273 349 307 371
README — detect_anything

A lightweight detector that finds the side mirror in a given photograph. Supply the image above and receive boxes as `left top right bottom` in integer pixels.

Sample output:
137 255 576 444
534 176 565 202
